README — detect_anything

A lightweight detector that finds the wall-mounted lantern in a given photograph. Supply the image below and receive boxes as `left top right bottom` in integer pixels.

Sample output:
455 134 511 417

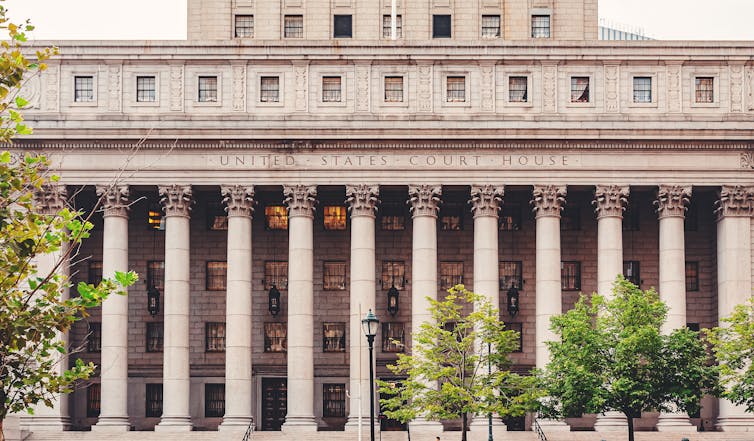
268 285 281 317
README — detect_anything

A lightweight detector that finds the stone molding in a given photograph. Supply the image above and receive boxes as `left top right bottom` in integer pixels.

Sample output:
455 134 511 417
469 184 503 219
33 184 68 215
408 184 442 218
283 185 317 218
158 185 193 217
593 185 629 219
345 184 379 218
655 185 691 219
715 185 754 220
531 185 566 218
221 185 255 218
96 185 130 218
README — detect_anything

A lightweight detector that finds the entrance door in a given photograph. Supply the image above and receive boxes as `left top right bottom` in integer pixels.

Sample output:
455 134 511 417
261 378 287 431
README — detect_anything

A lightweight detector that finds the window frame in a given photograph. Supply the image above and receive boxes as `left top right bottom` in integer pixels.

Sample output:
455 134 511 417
147 260 165 292
146 322 164 353
507 75 530 104
323 205 347 230
383 75 405 103
196 74 221 106
284 15 304 38
439 204 464 231
205 261 228 291
204 383 225 418
445 75 467 104
531 14 551 38
692 74 719 107
382 14 403 39
264 322 287 352
72 74 97 106
234 14 254 38
323 261 347 291
265 204 289 230
264 261 289 290
321 76 343 104
623 261 641 287
569 76 592 104
481 14 501 38
145 384 163 418
87 322 102 353
561 261 582 291
86 383 101 418
499 261 523 290
206 201 228 231
500 202 522 231
205 322 226 353
259 76 281 104
439 261 464 291
632 76 653 104
432 14 452 38
382 322 406 353
88 260 103 286
382 261 406 290
322 322 346 352
685 261 700 292
333 14 353 38
322 383 346 418
136 75 157 103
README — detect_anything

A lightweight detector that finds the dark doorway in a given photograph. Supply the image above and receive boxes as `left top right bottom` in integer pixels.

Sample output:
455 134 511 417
379 378 407 431
261 378 287 431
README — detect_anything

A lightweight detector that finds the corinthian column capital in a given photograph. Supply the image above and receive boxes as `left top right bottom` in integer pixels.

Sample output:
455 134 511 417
408 184 442 218
283 185 317 218
655 185 691 219
158 185 193 217
346 184 379 218
715 185 754 220
33 184 68 215
221 185 255 218
96 185 130 218
469 185 504 219
593 185 629 219
531 185 566 218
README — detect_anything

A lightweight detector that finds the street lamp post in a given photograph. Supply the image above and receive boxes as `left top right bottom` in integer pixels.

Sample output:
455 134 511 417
361 309 380 441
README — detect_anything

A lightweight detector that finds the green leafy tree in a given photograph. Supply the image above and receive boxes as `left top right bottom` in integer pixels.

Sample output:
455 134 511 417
539 277 718 441
378 285 542 441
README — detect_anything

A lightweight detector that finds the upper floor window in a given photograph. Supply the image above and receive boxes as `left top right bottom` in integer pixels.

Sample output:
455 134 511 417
205 322 226 352
204 384 225 418
323 205 347 230
382 322 405 352
264 322 287 352
446 76 466 102
284 15 304 38
561 261 581 291
500 203 522 231
571 77 590 103
207 201 228 231
481 15 501 38
380 203 405 230
384 76 404 102
146 322 164 353
323 322 346 352
260 76 280 103
382 14 403 38
500 261 523 290
87 322 101 353
633 76 652 103
531 15 550 38
206 261 227 291
433 14 451 38
440 205 463 231
136 76 156 102
382 261 406 290
265 205 288 230
74 76 94 102
440 262 464 291
509 76 528 103
147 261 165 292
198 76 218 102
265 261 288 290
623 261 641 287
695 77 714 103
322 76 342 103
333 15 352 38
685 261 699 292
88 260 103 285
323 261 347 290
234 15 254 38
323 384 346 418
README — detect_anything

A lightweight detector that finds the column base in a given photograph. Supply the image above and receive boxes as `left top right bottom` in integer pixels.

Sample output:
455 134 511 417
408 417 443 433
593 411 626 431
344 417 380 431
281 416 318 432
717 417 754 432
154 416 192 432
535 417 571 431
468 415 507 441
218 416 254 432
92 416 130 432
656 412 696 432
20 416 71 432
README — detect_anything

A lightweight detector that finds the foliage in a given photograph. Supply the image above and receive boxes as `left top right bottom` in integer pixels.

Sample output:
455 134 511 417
707 297 754 412
378 285 542 441
539 277 718 441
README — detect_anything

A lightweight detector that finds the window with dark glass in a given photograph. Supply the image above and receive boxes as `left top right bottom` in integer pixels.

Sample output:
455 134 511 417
623 200 640 231
74 75 94 102
87 383 101 417
265 261 288 290
571 76 590 103
481 15 501 38
265 205 288 230
561 206 581 231
685 261 699 292
333 15 352 38
147 261 165 292
531 15 550 38
440 205 463 231
384 76 404 102
323 205 347 230
695 77 714 103
623 261 641 287
264 322 287 352
440 262 463 290
87 322 101 353
284 15 304 38
260 76 280 103
205 384 225 418
508 322 523 353
88 260 103 285
198 76 218 102
433 14 451 38
500 261 523 290
323 384 346 417
561 261 581 291
207 201 228 230
146 384 163 417
323 322 346 352
500 203 522 231
136 76 156 102
380 203 405 230
382 261 406 290
382 14 402 38
323 261 347 290
206 261 227 291
509 76 528 103
446 76 465 102
382 322 405 352
205 322 226 352
322 77 342 103
234 15 254 38
146 322 164 352
633 76 652 103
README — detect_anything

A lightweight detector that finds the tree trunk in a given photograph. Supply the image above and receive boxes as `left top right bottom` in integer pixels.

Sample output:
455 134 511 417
626 415 634 441
461 413 468 441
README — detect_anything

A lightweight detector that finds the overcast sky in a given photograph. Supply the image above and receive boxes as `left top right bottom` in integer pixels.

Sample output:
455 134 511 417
5 0 754 40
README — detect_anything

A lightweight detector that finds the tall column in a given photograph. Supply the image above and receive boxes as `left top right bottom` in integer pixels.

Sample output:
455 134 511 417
655 185 695 432
407 185 443 433
592 185 629 432
93 185 130 432
282 185 318 432
219 185 255 431
344 185 379 431
715 185 754 432
155 185 193 432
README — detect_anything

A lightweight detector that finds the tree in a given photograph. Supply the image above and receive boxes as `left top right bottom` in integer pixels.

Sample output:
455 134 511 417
378 285 542 441
707 298 754 412
539 277 718 441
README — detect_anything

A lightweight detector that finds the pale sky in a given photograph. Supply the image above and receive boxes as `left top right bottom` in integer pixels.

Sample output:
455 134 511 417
5 0 754 40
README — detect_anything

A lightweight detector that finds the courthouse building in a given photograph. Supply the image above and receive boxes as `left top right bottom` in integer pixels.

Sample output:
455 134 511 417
12 0 754 436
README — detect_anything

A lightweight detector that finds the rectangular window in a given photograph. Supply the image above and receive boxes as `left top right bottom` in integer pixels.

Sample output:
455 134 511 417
531 15 550 38
206 261 227 291
145 384 163 418
88 260 103 285
234 15 254 38
561 261 582 291
333 15 352 38
322 76 342 103
87 322 101 353
323 384 346 417
570 76 590 103
205 322 226 352
481 15 501 38
146 322 164 353
509 76 528 103
260 76 280 103
500 203 522 231
264 322 287 352
384 76 404 102
695 77 714 103
198 76 218 102
440 205 463 231
147 261 165 292
207 201 228 231
265 205 288 230
561 206 581 231
500 261 523 290
74 75 94 102
284 15 304 38
323 261 347 290
382 322 405 352
205 384 225 418
382 261 406 290
136 76 156 102
633 76 652 103
433 14 451 38
264 261 288 290
440 262 464 291
147 206 164 230
623 261 641 287
380 203 405 230
323 205 347 230
685 261 699 291
382 14 403 38
86 383 101 418
622 200 640 231
323 322 346 352
508 322 523 353
446 76 466 102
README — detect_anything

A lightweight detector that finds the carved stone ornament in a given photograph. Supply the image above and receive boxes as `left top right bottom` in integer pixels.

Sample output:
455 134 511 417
740 151 754 169
469 185 504 218
33 184 68 215
531 185 566 218
715 185 754 220
283 185 317 218
221 185 255 217
96 185 130 218
655 185 691 219
158 185 193 217
408 185 442 218
346 184 379 217
593 185 629 219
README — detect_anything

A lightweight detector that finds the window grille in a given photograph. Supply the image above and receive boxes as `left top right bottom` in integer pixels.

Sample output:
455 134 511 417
87 322 101 353
633 76 652 103
499 261 523 290
323 205 347 230
234 15 254 38
560 206 581 231
323 261 347 290
481 15 501 38
382 15 403 38
382 322 405 352
265 205 288 230
198 76 218 102
205 384 225 418
333 15 352 38
531 15 550 38
88 260 103 285
87 384 101 417
146 322 164 352
207 201 228 230
509 76 528 103
440 262 464 290
147 261 165 292
145 384 163 417
446 76 466 102
284 15 304 38
323 384 346 417
440 205 463 231
561 261 581 291
264 322 287 352
622 200 640 231
570 76 590 103
695 77 714 103
380 204 405 230
382 261 406 290
685 261 699 291
136 76 156 102
323 322 346 352
74 76 94 102
500 203 522 231
205 322 226 352
623 261 641 287
265 261 288 290
206 261 227 291
322 77 342 103
384 76 404 102
260 76 280 103
507 323 523 352
433 14 451 38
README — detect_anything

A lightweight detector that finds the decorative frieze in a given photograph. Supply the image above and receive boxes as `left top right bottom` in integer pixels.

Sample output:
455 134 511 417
107 64 122 112
96 185 130 218
715 185 754 220
294 62 308 112
355 64 370 112
283 185 317 218
747 67 754 111
44 62 60 112
531 185 566 218
221 185 255 217
666 63 682 113
169 64 184 112
542 63 557 113
417 63 432 112
231 64 247 112
345 184 379 217
593 185 629 219
741 151 754 169
21 75 41 110
33 184 68 215
604 63 619 113
730 64 744 113
480 64 495 112
655 185 691 219
158 185 193 217
469 185 503 218
408 184 441 218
